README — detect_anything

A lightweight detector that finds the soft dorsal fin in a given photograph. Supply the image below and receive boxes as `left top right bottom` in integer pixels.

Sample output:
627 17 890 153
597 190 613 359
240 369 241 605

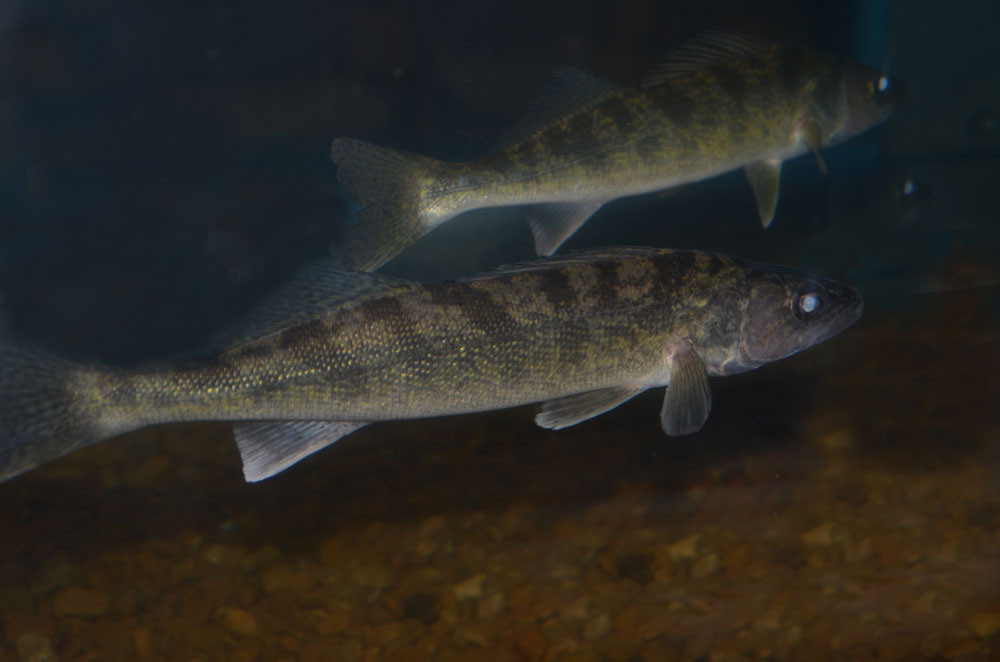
215 260 416 348
494 66 621 149
642 31 774 88
459 247 668 280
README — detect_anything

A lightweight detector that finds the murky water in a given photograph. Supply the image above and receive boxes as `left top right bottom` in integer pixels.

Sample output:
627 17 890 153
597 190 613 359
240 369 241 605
1 1 998 660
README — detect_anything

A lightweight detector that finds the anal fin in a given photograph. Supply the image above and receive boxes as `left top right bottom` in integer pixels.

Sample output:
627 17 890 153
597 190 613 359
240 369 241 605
525 201 605 256
536 385 647 430
743 159 782 229
234 420 369 482
660 345 712 436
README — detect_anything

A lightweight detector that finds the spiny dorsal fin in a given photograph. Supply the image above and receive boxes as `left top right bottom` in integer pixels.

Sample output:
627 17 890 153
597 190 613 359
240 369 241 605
494 66 622 149
215 260 416 347
459 247 669 280
642 31 774 88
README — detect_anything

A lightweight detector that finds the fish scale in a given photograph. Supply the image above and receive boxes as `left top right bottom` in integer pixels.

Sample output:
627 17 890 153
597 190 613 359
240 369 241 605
0 247 862 483
330 32 904 270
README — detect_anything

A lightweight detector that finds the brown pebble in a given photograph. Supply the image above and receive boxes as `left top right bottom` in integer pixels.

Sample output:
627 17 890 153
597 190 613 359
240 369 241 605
261 562 317 595
666 534 700 561
967 611 1000 638
639 637 681 662
3 611 56 641
507 585 536 621
352 562 394 588
876 631 919 660
300 638 362 662
133 627 153 657
616 553 653 586
316 609 352 635
560 597 590 621
583 613 610 640
939 631 980 658
202 544 227 565
454 623 494 647
15 632 57 662
375 620 423 649
218 606 259 637
965 502 999 529
821 428 853 452
51 586 110 617
614 605 640 642
230 645 262 662
415 516 452 556
692 552 719 579
452 573 487 601
240 546 283 573
30 554 80 594
513 626 547 659
402 592 439 625
476 592 505 620
802 522 838 546
381 645 424 662
545 620 580 655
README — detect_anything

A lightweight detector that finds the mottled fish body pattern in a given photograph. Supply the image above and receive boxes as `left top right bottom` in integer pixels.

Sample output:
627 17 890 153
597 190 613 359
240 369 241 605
331 33 904 270
0 248 862 483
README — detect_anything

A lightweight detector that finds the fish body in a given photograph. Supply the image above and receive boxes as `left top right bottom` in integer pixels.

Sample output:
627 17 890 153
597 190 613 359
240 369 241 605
331 33 904 270
0 248 862 483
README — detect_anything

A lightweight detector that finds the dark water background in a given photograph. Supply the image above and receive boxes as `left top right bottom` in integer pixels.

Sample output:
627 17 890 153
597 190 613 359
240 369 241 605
4 0 991 362
0 1 998 661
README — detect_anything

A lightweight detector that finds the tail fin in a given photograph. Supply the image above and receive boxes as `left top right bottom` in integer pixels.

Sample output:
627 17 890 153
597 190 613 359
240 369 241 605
0 344 99 483
330 138 444 271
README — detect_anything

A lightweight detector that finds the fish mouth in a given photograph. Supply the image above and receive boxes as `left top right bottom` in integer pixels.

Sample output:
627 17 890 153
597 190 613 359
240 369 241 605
806 282 864 349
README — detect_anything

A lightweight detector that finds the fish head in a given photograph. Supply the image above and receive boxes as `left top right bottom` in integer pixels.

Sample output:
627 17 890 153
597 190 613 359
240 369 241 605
735 268 863 369
835 63 906 142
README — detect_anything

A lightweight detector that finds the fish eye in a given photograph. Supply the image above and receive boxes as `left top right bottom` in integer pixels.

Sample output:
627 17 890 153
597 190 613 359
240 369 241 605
792 291 823 320
871 72 901 105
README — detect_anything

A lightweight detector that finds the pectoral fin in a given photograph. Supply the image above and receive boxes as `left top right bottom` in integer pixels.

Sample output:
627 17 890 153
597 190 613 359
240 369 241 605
525 201 605 256
234 420 369 482
536 385 647 430
660 347 712 436
744 160 781 228
801 119 828 175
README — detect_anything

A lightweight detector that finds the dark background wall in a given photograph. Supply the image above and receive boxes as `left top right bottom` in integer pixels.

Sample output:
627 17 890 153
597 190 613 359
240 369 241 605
0 0 995 363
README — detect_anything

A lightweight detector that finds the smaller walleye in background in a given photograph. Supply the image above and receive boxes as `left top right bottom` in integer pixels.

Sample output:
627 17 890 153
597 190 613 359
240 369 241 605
330 32 904 271
0 248 861 485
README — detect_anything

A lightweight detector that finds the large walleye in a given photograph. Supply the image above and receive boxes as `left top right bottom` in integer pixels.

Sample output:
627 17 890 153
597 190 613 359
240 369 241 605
331 33 904 270
0 248 862 484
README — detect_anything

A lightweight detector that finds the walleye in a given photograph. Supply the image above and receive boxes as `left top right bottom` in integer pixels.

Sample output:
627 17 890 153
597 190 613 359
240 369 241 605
330 32 904 270
0 248 862 484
